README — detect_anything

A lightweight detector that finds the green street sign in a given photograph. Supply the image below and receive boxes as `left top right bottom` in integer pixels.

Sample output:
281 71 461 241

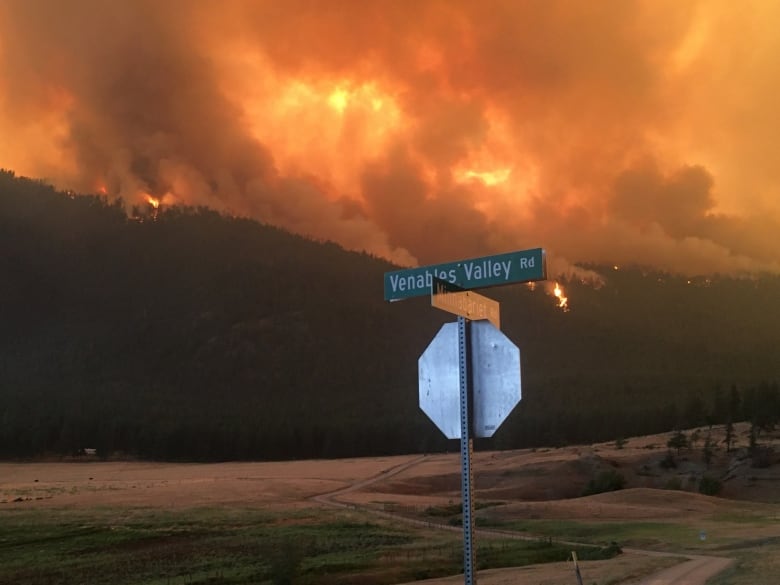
384 247 546 301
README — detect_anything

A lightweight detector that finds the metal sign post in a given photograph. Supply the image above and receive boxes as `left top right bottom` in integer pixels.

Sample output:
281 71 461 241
457 316 476 585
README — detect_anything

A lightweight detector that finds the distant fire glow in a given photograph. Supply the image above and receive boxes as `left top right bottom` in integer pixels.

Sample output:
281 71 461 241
457 168 511 186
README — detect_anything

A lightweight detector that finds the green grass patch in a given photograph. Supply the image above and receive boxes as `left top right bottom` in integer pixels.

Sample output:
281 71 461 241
475 539 620 570
0 506 623 585
711 510 778 525
478 517 696 549
0 507 409 585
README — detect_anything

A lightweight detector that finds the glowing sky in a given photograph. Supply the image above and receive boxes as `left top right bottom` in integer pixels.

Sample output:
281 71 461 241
1 0 778 276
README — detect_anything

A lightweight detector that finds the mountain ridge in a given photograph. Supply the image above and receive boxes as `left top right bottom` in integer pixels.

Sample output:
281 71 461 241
1 169 778 460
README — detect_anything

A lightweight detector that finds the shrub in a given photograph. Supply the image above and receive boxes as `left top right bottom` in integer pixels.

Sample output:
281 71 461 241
664 477 682 490
698 476 723 496
582 469 626 496
751 446 774 468
424 503 462 517
659 450 677 469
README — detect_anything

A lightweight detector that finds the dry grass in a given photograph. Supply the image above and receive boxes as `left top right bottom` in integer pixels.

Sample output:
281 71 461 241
0 455 422 509
3 423 780 584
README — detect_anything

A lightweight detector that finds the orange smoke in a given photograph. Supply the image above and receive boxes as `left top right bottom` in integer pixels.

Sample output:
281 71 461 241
1 0 779 276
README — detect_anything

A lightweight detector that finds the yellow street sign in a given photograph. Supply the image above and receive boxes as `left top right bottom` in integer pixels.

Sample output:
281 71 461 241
431 279 500 328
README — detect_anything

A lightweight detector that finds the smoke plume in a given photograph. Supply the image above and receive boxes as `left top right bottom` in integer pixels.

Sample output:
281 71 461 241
1 0 778 275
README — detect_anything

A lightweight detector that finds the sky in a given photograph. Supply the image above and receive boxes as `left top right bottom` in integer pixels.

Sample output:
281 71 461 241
1 0 779 278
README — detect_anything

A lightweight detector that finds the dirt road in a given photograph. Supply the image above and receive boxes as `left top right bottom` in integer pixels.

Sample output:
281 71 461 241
625 551 733 585
313 456 734 585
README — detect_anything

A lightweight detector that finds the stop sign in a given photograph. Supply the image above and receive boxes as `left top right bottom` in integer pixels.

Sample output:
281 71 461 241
418 320 521 439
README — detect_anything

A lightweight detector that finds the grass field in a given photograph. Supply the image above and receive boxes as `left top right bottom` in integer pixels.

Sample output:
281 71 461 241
3 425 780 584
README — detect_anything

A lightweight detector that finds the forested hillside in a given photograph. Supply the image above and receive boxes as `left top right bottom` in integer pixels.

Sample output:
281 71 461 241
1 169 779 460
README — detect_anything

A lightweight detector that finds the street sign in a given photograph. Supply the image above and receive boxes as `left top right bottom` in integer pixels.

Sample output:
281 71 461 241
431 278 501 328
418 320 521 439
393 247 543 585
384 247 546 301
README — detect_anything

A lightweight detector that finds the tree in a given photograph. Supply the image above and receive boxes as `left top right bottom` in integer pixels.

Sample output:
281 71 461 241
754 382 780 433
667 430 688 454
744 383 780 440
702 434 715 468
724 420 735 453
728 384 741 423
708 385 727 427
749 423 758 454
683 392 705 428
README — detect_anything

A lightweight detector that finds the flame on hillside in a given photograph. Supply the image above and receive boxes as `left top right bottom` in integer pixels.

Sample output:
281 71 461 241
140 194 161 221
553 282 569 312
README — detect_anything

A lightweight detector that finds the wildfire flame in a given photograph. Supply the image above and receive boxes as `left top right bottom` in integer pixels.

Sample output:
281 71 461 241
142 194 161 221
553 282 569 312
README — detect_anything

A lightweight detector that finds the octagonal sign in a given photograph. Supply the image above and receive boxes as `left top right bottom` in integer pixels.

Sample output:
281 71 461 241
418 323 461 439
471 320 522 438
418 321 521 439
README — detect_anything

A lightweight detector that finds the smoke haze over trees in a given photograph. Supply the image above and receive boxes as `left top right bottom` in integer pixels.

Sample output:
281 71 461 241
1 171 778 460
